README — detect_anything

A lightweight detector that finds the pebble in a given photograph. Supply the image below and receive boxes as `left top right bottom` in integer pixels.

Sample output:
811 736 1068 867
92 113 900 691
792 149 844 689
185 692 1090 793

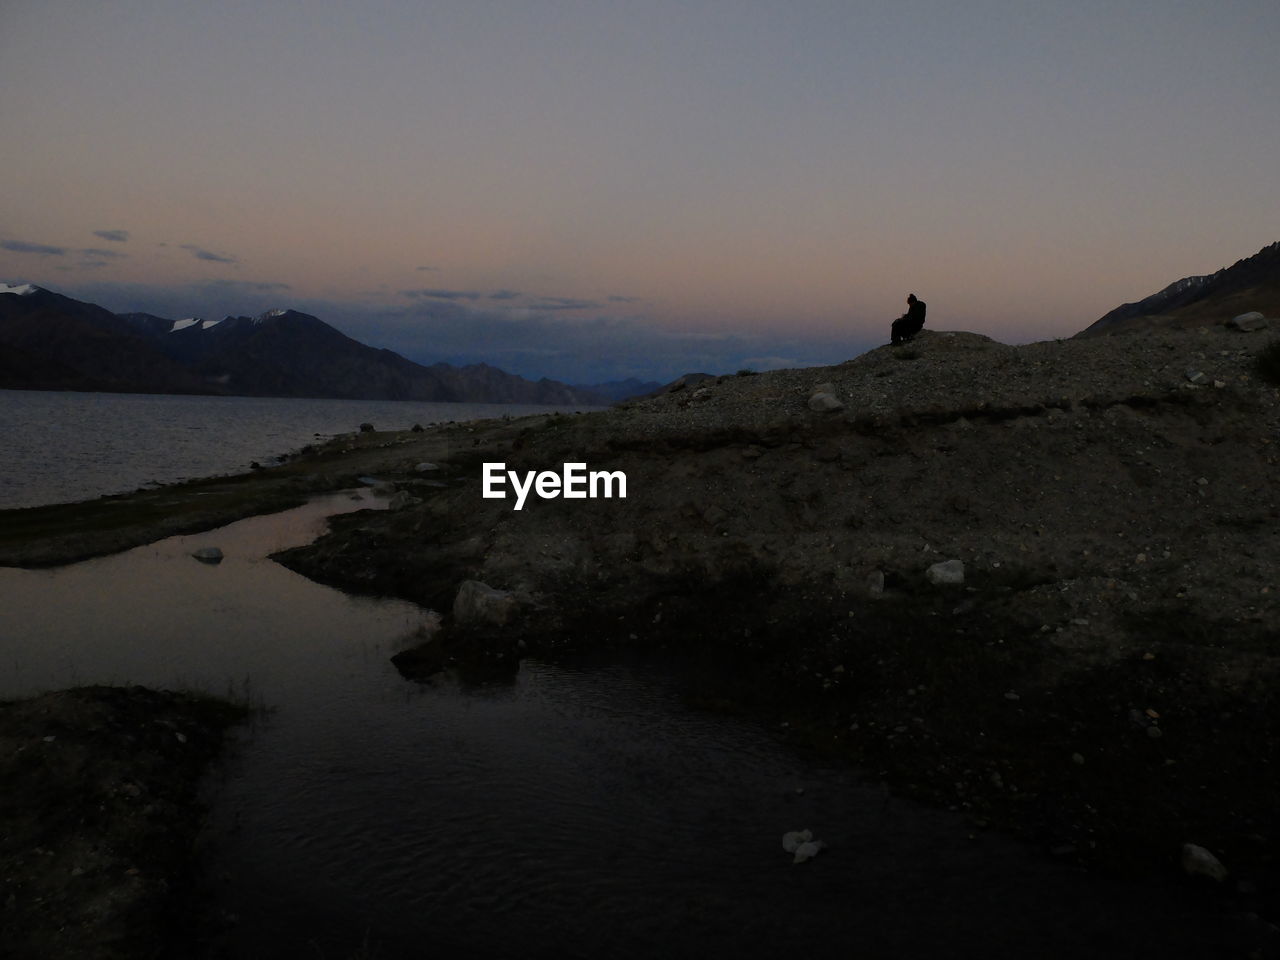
1181 843 1228 882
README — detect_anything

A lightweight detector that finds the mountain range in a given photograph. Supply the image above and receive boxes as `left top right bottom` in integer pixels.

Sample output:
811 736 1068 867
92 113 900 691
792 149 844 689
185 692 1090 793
0 285 657 404
1078 240 1280 336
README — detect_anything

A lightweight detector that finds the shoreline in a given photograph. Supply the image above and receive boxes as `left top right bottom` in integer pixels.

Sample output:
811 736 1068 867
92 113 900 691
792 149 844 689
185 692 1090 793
0 412 553 568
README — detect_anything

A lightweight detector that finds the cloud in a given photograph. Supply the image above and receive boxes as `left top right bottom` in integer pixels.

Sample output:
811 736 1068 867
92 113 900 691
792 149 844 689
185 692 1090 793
179 244 238 264
607 295 642 303
402 288 484 301
356 296 864 383
1 239 66 256
197 279 291 292
528 297 601 311
78 260 111 270
92 230 130 243
415 265 437 272
488 289 522 300
80 248 128 259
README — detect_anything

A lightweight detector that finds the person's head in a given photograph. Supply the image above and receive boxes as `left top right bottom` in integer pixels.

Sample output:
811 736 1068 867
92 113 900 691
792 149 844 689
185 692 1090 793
907 294 917 304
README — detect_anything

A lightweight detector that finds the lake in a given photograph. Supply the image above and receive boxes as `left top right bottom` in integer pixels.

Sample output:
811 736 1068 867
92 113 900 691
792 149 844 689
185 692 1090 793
0 388 595 511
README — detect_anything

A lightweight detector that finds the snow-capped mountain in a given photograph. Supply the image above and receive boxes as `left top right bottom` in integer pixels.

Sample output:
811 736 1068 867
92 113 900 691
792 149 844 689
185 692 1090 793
1079 241 1280 336
1 288 607 403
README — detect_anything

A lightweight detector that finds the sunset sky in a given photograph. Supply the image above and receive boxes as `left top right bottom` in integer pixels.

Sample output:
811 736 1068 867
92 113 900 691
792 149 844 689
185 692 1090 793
2 1 1278 383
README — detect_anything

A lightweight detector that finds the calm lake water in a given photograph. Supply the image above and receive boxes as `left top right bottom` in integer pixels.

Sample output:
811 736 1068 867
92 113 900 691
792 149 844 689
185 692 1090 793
0 388 594 510
0 498 1231 957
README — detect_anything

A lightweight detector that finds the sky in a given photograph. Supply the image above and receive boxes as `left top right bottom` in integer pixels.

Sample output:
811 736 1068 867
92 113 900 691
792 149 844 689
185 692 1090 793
2 0 1278 384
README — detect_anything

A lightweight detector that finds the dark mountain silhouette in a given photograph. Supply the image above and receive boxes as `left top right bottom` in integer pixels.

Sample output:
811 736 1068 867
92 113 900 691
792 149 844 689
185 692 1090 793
0 287 214 393
1078 241 1280 337
573 378 664 403
0 286 607 404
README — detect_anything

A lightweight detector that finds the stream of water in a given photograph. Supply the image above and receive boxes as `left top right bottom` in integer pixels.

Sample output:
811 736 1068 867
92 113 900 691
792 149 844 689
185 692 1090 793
0 497 1232 957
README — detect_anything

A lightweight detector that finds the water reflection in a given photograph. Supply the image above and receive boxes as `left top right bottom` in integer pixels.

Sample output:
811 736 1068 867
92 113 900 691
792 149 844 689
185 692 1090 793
0 491 426 702
0 499 1232 958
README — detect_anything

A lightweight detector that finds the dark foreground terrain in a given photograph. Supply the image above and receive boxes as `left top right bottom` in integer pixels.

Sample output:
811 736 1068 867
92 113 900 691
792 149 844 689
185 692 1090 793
3 323 1279 955
0 688 246 960
277 326 1280 934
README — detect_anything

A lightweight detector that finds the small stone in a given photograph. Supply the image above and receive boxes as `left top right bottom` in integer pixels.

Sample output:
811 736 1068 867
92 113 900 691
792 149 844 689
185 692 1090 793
453 580 519 628
1196 477 1209 486
359 422 375 433
1185 369 1207 384
1071 753 1085 765
867 570 885 596
1227 311 1267 332
1181 843 1228 881
703 505 729 525
191 546 223 564
1004 691 1020 701
388 490 422 510
808 391 843 412
415 462 440 472
926 559 964 585
1146 726 1163 739
782 830 825 863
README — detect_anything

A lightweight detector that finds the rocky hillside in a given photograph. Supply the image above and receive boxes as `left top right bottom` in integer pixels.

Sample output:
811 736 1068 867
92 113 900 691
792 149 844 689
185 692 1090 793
278 323 1280 904
1080 240 1280 336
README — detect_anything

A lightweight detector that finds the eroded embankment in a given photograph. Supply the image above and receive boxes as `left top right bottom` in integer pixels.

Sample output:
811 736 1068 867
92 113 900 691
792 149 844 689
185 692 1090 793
276 327 1280 913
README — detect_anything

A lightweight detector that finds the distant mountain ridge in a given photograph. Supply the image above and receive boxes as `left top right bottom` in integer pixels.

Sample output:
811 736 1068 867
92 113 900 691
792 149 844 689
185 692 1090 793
1079 241 1280 337
0 285 613 404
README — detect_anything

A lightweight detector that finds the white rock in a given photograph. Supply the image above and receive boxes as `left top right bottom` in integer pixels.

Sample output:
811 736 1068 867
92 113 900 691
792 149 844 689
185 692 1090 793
782 830 825 863
1228 312 1267 332
782 829 811 853
191 546 223 563
808 392 843 412
415 462 440 472
926 559 965 585
1181 843 1227 882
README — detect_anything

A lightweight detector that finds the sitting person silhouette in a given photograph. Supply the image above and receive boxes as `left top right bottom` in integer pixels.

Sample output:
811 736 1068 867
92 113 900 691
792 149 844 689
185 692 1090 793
891 294 926 345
